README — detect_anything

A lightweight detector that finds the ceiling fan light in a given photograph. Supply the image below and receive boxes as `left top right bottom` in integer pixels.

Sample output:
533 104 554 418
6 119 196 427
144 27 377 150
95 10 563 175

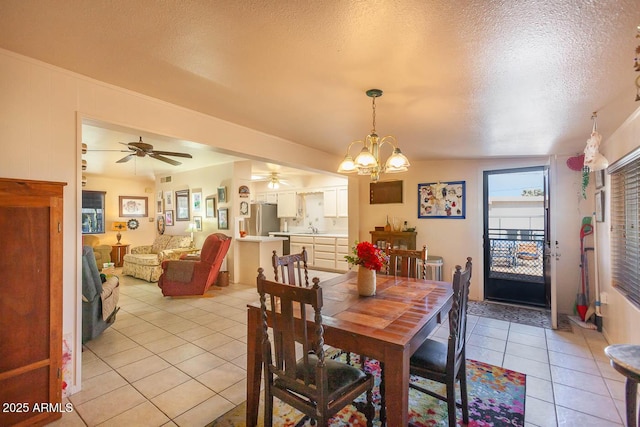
354 147 377 168
337 155 357 173
268 180 280 190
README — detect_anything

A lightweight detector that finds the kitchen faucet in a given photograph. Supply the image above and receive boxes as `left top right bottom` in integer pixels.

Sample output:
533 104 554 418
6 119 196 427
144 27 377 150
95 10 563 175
308 224 318 234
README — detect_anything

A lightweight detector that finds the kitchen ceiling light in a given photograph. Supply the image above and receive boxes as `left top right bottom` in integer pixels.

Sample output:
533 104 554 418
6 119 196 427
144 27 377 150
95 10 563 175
267 172 280 190
337 89 410 181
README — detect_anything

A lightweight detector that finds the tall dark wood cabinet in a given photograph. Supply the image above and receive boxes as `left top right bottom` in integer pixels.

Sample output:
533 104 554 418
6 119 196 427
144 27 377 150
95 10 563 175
0 178 66 426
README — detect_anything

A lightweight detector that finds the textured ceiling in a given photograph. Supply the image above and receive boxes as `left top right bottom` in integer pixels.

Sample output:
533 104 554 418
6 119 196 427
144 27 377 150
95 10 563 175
1 0 639 174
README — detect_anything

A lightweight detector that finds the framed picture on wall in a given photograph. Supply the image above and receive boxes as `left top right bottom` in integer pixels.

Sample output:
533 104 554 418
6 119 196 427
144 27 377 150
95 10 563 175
165 210 174 226
194 216 202 231
119 196 148 217
192 189 202 213
206 197 216 218
217 186 227 203
418 181 466 219
218 208 228 229
595 190 605 222
175 189 190 221
164 191 173 209
595 169 605 189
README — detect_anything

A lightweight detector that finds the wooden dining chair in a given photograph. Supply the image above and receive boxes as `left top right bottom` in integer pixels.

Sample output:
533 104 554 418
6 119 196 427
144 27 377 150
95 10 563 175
408 257 472 426
272 247 309 286
386 244 427 278
257 268 375 427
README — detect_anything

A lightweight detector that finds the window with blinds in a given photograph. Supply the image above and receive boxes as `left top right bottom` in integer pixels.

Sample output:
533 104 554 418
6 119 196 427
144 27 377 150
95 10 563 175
609 147 640 308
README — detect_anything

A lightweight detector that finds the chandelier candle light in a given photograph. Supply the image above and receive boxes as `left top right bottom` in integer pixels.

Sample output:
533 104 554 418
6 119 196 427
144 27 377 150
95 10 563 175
338 89 410 182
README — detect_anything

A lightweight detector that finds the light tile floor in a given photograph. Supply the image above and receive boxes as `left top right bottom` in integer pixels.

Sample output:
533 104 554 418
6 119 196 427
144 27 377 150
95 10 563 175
50 270 636 426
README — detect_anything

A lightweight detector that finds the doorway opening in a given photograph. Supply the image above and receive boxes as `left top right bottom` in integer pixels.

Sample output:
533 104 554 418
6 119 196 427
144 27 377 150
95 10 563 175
483 166 550 308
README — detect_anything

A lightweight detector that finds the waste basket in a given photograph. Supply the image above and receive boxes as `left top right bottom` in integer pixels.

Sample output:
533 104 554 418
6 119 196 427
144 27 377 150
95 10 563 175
217 271 229 287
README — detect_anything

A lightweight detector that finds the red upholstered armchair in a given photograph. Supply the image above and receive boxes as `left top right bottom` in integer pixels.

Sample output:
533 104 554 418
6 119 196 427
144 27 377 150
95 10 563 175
158 233 232 296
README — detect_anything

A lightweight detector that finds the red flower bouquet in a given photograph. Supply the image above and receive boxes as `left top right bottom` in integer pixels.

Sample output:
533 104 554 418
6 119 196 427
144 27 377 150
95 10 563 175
345 241 388 271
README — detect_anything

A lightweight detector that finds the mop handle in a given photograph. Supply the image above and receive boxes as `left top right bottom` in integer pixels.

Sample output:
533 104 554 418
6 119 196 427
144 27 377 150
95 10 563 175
592 212 602 316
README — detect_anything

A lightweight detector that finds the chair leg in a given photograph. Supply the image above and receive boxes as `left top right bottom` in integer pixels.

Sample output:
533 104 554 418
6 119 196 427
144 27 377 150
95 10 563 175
379 361 386 426
264 389 273 427
459 367 470 425
446 379 457 427
364 386 375 427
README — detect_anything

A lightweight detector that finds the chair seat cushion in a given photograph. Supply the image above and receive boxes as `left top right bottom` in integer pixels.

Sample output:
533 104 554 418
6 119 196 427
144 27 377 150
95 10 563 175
410 338 448 374
280 353 367 396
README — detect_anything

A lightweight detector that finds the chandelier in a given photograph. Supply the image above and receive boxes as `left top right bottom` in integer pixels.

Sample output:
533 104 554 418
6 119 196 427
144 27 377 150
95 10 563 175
337 89 410 181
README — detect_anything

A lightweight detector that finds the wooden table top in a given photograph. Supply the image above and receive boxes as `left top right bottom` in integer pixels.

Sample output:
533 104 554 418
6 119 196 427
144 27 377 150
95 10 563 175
249 271 453 349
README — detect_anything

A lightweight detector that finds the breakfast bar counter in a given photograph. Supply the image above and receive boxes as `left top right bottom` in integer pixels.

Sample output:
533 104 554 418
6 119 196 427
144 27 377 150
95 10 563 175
236 236 286 284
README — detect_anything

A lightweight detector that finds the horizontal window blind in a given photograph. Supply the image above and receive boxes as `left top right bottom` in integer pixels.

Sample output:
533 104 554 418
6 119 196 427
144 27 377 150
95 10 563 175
610 149 640 308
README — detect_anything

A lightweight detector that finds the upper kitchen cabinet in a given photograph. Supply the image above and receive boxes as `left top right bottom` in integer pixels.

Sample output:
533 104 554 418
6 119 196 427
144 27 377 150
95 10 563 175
323 186 348 217
255 192 278 204
277 191 299 218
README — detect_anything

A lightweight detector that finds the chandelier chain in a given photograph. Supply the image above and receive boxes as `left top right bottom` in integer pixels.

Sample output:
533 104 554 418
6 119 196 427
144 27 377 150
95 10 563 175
371 96 377 134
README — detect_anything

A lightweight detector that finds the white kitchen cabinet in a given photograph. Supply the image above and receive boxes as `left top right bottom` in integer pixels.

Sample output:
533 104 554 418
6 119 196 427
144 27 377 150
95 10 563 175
336 237 350 271
266 192 278 204
314 236 337 270
337 186 348 217
254 192 277 203
290 235 314 265
323 186 348 217
323 188 337 217
277 191 298 218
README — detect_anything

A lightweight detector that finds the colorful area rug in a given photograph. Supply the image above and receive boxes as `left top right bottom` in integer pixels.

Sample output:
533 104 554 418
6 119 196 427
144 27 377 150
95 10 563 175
209 353 526 427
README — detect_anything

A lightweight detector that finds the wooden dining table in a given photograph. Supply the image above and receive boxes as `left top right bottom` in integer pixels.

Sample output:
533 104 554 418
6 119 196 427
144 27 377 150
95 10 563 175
245 271 454 426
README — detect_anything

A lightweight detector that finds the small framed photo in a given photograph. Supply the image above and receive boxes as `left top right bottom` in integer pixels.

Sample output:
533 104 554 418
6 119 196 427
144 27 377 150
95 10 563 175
194 216 202 231
218 208 228 229
175 189 190 221
164 190 173 209
192 189 202 213
165 210 174 226
119 196 148 217
595 190 605 222
595 169 605 189
206 196 216 218
217 186 227 203
157 199 163 214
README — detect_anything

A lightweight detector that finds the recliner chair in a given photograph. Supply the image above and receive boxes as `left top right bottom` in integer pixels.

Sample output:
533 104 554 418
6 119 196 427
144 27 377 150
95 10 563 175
82 245 119 344
158 233 232 296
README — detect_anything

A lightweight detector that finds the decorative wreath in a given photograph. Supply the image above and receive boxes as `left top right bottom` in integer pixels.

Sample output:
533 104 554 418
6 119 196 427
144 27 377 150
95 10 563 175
127 219 139 230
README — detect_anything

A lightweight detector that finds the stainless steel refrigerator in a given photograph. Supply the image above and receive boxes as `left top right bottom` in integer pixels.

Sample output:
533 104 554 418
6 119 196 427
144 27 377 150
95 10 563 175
246 203 279 236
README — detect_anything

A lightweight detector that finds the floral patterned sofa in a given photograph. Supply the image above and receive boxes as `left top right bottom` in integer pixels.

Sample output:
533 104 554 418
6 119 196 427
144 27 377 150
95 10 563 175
121 234 196 282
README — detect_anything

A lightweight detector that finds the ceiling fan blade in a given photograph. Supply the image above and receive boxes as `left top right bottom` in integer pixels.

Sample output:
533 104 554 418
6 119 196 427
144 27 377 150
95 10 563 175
152 150 192 158
116 154 135 163
149 153 181 166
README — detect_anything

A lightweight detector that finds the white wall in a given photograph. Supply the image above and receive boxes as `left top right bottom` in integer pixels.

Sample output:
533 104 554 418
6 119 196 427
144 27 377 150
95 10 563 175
0 48 342 394
355 156 584 314
83 175 156 248
597 106 640 344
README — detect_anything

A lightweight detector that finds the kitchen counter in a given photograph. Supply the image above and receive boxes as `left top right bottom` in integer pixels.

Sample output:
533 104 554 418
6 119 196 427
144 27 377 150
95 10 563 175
268 232 348 238
238 236 287 243
236 235 286 284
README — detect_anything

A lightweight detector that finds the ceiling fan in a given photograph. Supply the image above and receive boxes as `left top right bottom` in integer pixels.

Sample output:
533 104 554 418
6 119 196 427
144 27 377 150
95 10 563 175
116 137 193 166
252 171 291 189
